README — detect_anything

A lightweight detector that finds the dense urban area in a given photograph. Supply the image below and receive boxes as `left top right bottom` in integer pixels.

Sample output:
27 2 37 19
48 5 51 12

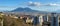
0 12 60 26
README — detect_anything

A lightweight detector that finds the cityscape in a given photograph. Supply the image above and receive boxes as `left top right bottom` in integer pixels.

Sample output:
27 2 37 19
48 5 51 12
0 12 60 26
0 0 60 26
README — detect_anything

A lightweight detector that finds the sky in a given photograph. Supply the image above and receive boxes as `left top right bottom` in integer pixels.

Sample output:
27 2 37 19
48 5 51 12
0 0 60 12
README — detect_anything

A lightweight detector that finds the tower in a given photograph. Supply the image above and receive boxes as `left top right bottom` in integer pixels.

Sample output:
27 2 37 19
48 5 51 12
51 13 59 26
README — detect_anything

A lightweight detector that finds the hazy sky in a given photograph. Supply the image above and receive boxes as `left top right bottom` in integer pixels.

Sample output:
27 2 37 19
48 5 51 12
0 0 60 12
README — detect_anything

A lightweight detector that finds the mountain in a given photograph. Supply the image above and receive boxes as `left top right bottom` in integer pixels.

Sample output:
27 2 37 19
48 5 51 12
11 7 49 14
11 7 38 12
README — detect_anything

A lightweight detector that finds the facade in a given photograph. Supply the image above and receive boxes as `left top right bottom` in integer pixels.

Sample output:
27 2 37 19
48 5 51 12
58 16 60 26
26 17 33 24
39 15 43 26
50 13 59 26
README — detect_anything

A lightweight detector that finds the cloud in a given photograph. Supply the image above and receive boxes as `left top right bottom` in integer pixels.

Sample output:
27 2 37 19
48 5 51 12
27 1 60 7
50 3 57 6
28 1 41 7
46 3 60 6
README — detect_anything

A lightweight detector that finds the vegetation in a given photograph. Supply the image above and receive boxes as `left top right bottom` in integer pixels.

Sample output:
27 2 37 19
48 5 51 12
0 15 33 26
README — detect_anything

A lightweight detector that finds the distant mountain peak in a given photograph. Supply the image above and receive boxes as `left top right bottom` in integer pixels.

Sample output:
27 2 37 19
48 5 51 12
11 7 49 14
11 7 33 12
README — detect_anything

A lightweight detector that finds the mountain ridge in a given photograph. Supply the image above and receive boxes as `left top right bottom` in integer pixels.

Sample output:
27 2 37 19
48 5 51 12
11 7 49 14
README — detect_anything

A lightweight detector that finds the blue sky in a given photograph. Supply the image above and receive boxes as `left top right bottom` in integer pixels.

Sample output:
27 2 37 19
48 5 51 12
0 0 60 12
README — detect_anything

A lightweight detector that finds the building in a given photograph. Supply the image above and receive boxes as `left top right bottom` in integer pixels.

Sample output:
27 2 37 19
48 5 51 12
39 15 44 26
